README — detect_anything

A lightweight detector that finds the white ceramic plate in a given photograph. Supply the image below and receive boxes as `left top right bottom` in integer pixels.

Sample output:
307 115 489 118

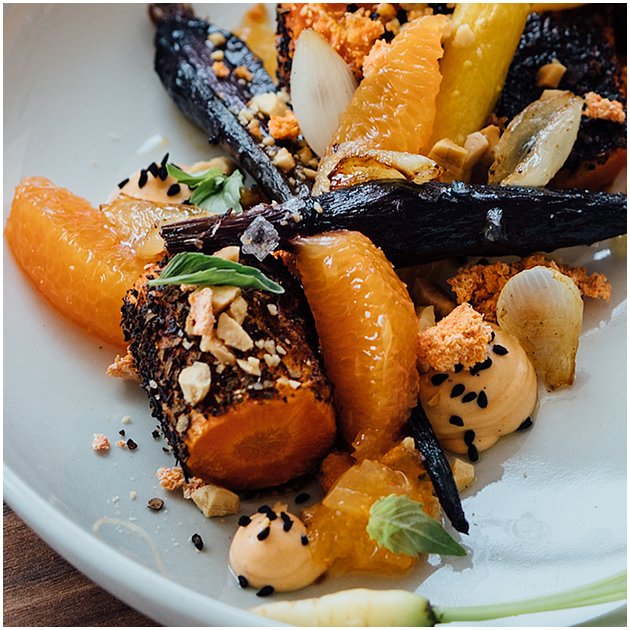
3 3 627 626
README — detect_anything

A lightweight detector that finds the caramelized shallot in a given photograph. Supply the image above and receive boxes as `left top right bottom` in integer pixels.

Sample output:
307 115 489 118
496 266 584 390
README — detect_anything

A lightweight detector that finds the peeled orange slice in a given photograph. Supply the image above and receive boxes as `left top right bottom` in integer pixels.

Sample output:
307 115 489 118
6 177 207 346
294 231 419 452
314 14 447 193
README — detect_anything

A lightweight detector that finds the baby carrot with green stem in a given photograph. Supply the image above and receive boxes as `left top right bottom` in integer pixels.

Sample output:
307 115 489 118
252 571 626 626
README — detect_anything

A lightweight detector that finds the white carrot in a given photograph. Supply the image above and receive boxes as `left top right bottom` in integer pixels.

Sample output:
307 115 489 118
251 571 626 626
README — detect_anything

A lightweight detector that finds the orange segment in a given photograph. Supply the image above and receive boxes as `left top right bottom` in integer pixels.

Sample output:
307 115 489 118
303 443 440 574
5 177 208 346
294 231 419 452
331 14 447 154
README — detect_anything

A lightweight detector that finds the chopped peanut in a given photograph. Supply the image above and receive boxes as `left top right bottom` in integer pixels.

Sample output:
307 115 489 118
186 288 215 338
536 59 566 88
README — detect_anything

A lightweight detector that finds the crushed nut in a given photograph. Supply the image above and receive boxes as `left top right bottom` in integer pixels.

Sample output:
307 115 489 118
272 147 296 172
186 288 215 337
536 58 566 88
216 313 253 351
236 356 262 376
178 362 212 405
191 484 240 517
212 61 230 78
228 295 249 325
211 285 241 313
207 31 226 47
266 304 278 316
249 92 286 117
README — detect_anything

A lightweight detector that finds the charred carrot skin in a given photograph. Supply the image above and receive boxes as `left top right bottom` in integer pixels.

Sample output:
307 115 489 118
121 255 336 489
151 3 310 202
161 180 627 267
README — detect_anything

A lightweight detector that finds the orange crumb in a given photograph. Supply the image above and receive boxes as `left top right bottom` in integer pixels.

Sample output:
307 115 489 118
92 433 110 452
106 352 139 381
268 111 300 141
156 466 205 498
234 65 254 81
283 4 385 78
583 92 626 123
212 61 230 78
448 255 612 322
116 440 127 448
417 303 493 373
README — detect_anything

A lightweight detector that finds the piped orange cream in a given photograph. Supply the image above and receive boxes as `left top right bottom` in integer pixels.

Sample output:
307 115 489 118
418 326 537 461
229 503 326 592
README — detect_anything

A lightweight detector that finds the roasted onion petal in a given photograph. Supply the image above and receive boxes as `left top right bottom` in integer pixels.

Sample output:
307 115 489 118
489 91 583 187
496 266 584 390
290 30 357 157
328 150 440 191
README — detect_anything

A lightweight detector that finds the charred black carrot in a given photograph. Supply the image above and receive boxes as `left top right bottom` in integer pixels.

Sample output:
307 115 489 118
161 180 627 266
407 404 469 535
151 3 311 201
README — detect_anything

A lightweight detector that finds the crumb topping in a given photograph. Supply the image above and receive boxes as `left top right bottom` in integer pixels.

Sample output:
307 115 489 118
156 466 205 499
91 433 110 452
417 303 493 373
448 255 612 322
583 92 626 124
268 111 300 141
212 60 230 78
106 352 139 381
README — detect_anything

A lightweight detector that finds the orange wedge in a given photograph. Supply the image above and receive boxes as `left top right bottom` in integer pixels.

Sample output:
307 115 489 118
294 231 419 453
6 177 207 346
314 14 448 192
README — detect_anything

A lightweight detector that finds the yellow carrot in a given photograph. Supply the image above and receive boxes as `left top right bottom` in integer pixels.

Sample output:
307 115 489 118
427 3 531 149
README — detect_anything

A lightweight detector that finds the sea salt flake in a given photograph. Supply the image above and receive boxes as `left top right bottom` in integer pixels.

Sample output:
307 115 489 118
483 208 504 242
240 216 280 261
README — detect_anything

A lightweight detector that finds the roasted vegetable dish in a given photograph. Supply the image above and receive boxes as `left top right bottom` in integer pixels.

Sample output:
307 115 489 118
5 1 627 620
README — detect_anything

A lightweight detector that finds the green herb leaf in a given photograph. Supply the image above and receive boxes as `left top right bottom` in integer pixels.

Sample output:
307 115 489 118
367 494 466 557
147 252 284 294
167 164 244 214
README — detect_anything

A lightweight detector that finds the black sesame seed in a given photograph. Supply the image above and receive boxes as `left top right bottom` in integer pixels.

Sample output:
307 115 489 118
151 429 161 439
191 533 203 550
468 444 479 462
470 357 492 375
450 383 465 398
256 585 275 597
237 575 249 588
454 363 463 373
257 526 271 541
462 391 477 403
493 344 509 356
126 438 138 450
257 505 277 520
295 492 310 504
162 446 170 453
147 497 164 511
160 152 170 167
347 3 359 12
167 183 181 197
280 512 294 532
147 162 159 177
238 515 252 527
490 330 496 341
431 373 449 386
138 169 148 189
117 177 129 189
449 415 464 427
464 429 476 446
477 391 488 409
118 429 126 436
517 417 534 432
300 535 309 546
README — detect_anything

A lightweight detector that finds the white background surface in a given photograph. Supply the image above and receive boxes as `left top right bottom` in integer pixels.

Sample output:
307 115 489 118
3 3 627 626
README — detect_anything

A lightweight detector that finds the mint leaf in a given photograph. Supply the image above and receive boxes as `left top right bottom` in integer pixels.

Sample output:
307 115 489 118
147 252 284 294
367 494 466 557
167 164 244 214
